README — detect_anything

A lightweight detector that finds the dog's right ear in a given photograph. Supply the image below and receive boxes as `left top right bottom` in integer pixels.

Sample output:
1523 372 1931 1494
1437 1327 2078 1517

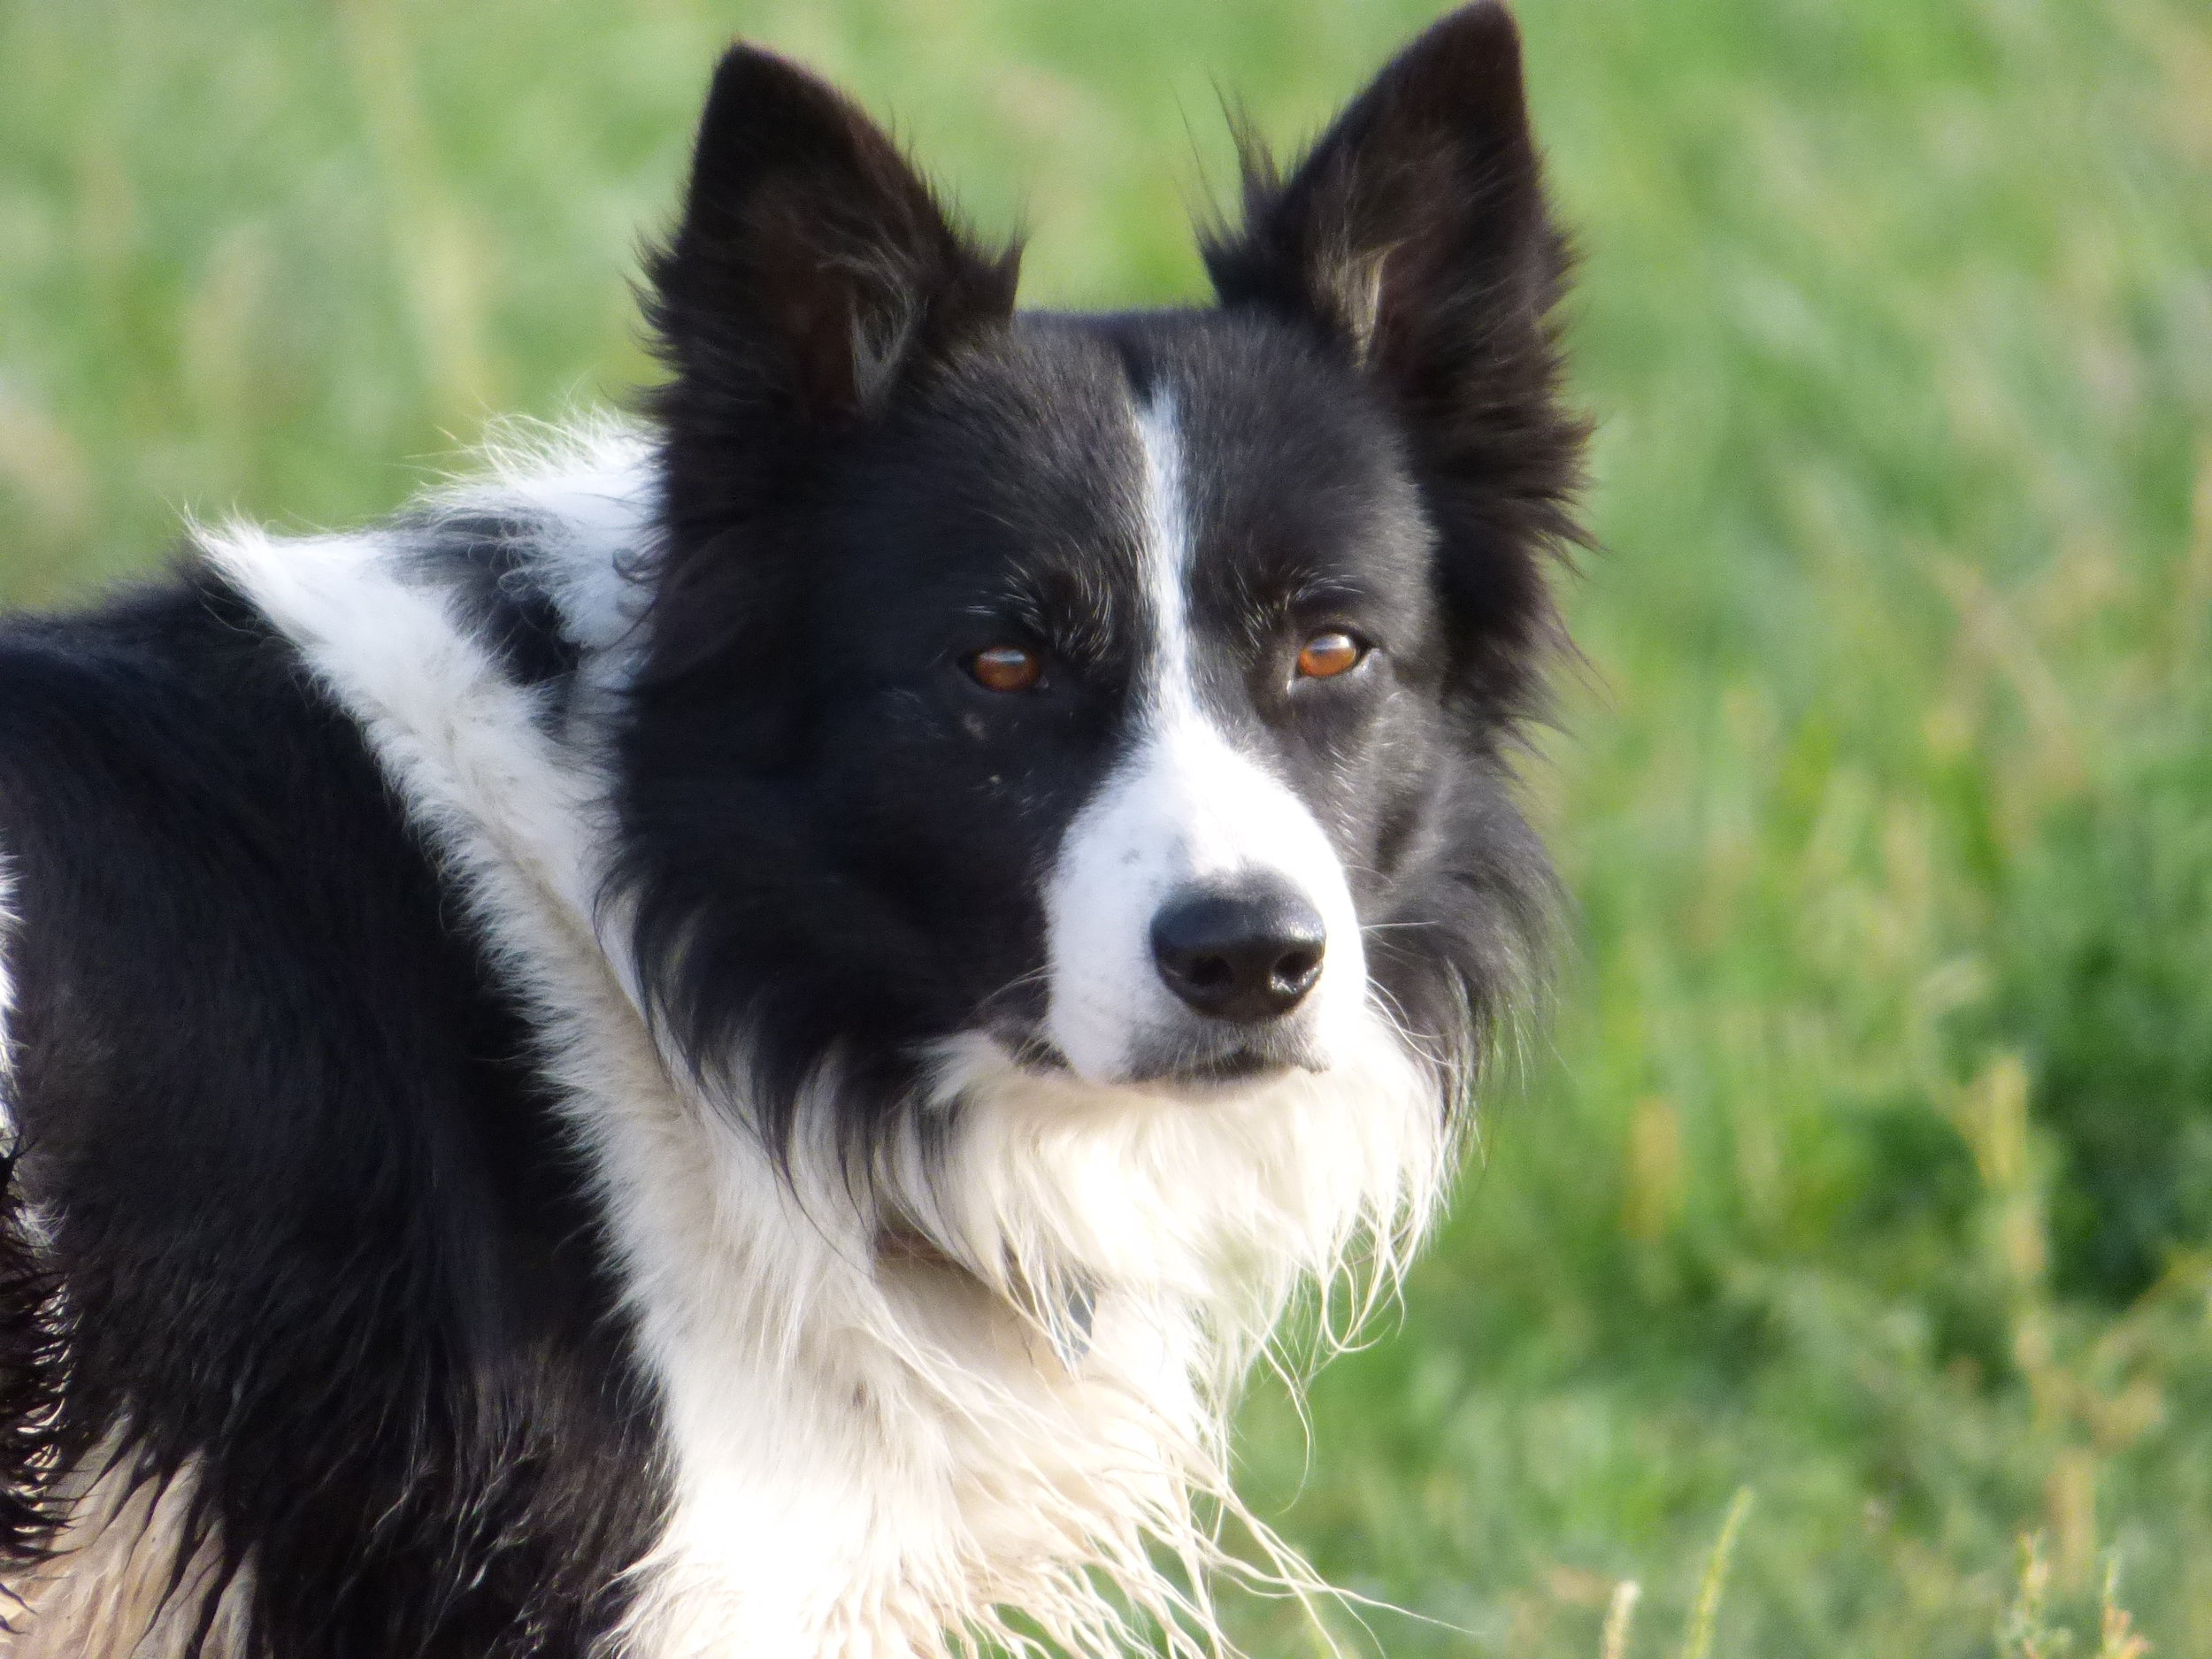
640 48 1018 687
645 46 1019 440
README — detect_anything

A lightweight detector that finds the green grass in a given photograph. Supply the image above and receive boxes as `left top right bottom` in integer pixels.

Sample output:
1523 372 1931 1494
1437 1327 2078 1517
4 1 2209 1654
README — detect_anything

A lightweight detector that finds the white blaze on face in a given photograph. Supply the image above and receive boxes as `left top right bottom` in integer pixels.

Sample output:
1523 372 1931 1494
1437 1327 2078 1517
1042 396 1368 1087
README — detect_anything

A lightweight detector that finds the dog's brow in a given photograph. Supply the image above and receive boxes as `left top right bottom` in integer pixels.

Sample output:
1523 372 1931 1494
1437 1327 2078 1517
966 565 1120 660
1285 574 1371 609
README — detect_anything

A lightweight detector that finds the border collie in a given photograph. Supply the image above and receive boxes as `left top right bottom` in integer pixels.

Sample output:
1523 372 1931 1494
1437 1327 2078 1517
0 6 1583 1655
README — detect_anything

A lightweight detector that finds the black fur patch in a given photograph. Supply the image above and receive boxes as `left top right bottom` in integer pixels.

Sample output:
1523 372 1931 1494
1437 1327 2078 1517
403 511 586 712
0 565 664 1655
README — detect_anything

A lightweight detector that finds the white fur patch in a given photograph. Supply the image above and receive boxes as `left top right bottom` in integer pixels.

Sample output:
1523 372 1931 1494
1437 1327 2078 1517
1044 398 1370 1084
5 1442 253 1659
188 419 1452 1659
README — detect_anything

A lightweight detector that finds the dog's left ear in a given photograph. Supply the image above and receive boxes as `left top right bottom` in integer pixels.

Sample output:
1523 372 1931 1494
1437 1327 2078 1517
647 45 1020 434
1202 2 1563 391
1204 2 1584 716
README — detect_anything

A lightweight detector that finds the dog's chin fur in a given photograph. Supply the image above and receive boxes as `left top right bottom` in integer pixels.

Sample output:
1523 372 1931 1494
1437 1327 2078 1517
175 426 1455 1659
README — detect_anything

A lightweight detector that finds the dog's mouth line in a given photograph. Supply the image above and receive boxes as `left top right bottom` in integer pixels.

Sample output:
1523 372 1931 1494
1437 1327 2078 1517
1125 1047 1311 1087
987 1022 1324 1091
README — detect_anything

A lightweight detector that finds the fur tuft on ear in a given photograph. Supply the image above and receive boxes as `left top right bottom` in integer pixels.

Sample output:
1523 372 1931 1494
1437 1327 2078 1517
1201 2 1587 721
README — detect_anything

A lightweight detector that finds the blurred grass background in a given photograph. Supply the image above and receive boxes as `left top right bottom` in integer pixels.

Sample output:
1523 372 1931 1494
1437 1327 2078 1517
4 0 2209 1654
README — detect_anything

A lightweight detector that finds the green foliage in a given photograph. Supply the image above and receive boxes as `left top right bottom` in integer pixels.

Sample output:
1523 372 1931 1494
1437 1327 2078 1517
3 0 2208 1653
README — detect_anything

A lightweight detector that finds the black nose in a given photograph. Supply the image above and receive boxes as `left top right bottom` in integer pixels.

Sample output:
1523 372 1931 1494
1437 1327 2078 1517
1149 880 1326 1024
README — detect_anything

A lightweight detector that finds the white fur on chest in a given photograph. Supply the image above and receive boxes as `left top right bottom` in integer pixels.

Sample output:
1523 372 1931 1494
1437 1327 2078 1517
203 422 1446 1659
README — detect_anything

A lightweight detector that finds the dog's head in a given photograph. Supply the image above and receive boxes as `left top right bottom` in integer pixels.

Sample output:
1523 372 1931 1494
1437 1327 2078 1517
617 4 1582 1203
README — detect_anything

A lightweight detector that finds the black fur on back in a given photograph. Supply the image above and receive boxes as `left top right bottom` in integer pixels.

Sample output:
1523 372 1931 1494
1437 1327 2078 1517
0 565 664 1655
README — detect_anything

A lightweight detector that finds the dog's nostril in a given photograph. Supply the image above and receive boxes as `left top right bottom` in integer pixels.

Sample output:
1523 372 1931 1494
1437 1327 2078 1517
1187 955 1235 990
1149 879 1327 1025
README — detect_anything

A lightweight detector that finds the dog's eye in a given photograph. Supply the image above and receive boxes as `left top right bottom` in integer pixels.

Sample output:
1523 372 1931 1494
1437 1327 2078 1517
969 644 1043 693
1295 631 1365 680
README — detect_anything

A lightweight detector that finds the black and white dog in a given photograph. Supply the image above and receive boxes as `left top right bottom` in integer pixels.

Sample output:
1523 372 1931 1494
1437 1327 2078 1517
0 6 1582 1655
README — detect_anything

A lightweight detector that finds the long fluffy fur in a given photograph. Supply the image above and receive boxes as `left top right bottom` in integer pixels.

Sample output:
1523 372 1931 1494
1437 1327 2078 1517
192 427 1460 1658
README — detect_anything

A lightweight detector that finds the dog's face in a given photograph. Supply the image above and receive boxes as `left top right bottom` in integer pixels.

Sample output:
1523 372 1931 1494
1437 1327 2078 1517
796 319 1448 1094
618 4 1581 1153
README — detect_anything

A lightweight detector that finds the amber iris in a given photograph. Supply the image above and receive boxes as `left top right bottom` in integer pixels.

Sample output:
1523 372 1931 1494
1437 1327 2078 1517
969 644 1042 693
1295 631 1363 680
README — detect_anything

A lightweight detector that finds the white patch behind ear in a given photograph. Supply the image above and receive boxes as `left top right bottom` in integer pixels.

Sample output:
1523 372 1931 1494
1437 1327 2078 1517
436 414 661 661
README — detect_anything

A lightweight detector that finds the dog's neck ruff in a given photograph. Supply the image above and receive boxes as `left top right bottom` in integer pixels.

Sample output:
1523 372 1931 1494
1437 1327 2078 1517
199 420 1448 1659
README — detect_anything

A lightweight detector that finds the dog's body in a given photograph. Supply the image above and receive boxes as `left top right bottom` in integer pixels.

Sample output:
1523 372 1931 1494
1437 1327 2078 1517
0 8 1582 1655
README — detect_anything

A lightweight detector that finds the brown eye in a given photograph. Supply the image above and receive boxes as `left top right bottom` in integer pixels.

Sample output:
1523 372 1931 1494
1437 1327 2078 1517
1295 631 1364 680
969 644 1043 693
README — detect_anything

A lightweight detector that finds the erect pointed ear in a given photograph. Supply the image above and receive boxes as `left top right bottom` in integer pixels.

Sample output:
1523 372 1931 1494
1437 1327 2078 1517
1202 3 1565 394
1203 4 1586 720
645 45 1019 433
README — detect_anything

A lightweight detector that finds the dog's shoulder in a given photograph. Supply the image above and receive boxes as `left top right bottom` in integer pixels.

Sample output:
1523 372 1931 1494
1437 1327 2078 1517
0 538 668 1653
0 557 367 868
